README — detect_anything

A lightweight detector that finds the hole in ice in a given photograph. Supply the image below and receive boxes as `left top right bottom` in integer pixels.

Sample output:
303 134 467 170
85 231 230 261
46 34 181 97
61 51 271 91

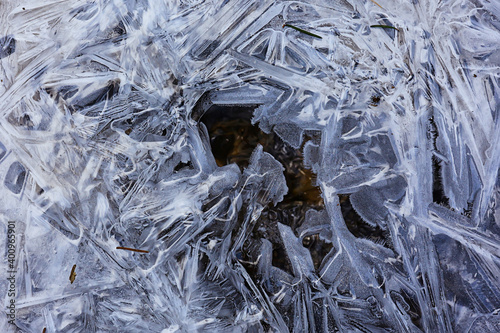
431 156 449 205
199 105 265 169
370 94 381 106
301 234 333 270
200 105 322 207
174 161 193 172
429 116 450 207
200 104 324 273
110 21 126 38
272 243 294 275
339 194 393 249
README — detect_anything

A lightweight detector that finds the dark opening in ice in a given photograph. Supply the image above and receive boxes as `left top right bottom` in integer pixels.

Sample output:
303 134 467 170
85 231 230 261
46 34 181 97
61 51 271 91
199 105 322 208
429 116 450 207
340 194 393 249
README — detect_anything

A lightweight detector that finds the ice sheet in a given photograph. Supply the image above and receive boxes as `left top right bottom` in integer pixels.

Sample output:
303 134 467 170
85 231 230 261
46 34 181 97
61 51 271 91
0 0 499 332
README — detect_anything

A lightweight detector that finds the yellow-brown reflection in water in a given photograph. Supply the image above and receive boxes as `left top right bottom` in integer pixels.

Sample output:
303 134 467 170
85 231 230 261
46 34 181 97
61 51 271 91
208 118 322 207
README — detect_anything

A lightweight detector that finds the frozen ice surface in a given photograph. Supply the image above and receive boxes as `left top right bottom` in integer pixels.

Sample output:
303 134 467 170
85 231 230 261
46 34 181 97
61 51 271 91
0 0 499 332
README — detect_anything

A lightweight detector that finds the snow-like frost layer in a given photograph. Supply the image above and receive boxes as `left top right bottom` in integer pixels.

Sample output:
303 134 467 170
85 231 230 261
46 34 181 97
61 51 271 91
0 0 499 332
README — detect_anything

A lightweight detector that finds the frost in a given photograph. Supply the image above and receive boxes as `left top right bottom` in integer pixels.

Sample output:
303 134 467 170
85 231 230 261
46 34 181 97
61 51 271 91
0 0 499 332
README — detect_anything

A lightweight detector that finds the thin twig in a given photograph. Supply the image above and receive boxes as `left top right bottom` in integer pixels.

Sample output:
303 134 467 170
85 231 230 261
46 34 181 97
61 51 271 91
283 24 322 39
116 246 149 253
370 0 384 9
370 25 399 31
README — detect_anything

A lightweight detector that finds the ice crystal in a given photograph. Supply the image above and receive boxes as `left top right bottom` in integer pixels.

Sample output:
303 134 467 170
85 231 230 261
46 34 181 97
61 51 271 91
0 0 499 332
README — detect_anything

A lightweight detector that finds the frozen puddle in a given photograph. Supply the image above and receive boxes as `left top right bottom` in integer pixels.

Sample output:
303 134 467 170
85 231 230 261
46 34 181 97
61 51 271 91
0 0 499 332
